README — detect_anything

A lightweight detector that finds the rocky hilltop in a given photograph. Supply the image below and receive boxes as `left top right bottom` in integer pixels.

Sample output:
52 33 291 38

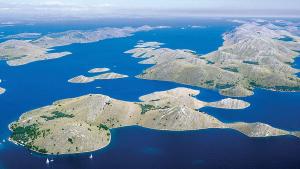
9 87 299 155
125 22 300 97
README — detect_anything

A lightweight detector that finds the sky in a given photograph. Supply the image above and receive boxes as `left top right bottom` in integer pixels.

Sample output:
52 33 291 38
0 0 300 21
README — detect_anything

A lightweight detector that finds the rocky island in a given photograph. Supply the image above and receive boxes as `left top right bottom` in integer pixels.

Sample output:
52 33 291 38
88 68 110 73
125 22 300 97
68 68 128 83
0 87 5 95
0 26 164 66
0 79 5 95
3 33 42 39
9 87 299 155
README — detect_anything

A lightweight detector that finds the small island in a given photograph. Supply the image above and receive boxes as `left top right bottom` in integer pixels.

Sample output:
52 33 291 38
0 79 5 95
68 68 128 83
0 87 5 95
9 87 299 155
88 68 110 73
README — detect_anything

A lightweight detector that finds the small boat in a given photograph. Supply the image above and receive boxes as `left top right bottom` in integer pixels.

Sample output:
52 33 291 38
50 159 54 162
89 154 93 159
46 158 50 164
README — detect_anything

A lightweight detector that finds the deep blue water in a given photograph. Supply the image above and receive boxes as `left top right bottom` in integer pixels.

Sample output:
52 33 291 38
0 19 299 169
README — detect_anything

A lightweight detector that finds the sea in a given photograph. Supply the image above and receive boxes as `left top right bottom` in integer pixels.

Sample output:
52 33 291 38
0 18 299 169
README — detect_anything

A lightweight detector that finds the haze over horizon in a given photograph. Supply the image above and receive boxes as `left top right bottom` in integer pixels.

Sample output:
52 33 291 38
0 0 300 21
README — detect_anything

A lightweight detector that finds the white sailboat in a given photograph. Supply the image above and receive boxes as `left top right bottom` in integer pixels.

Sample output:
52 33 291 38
46 158 50 164
89 154 93 159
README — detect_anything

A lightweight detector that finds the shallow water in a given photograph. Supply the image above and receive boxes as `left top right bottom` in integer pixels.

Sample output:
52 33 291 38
0 19 299 169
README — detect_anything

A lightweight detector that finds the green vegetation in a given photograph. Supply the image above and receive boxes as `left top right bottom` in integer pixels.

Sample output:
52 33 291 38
204 80 214 86
38 148 48 153
222 67 239 73
249 81 300 91
139 104 157 114
41 111 74 121
206 60 215 64
10 124 40 144
10 123 49 153
274 85 300 91
243 60 259 65
68 138 73 144
215 83 235 89
98 123 109 130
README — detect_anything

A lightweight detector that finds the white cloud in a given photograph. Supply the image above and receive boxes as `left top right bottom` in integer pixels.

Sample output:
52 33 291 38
0 0 299 21
41 1 66 6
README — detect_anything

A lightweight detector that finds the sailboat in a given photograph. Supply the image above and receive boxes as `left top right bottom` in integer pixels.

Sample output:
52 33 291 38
89 154 93 159
46 158 50 164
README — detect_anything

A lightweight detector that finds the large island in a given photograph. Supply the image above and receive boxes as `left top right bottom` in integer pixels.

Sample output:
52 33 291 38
9 87 299 155
125 22 300 97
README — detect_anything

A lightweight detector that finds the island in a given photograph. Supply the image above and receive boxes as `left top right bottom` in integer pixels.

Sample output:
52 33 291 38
125 22 300 97
88 68 110 73
0 26 165 66
3 33 41 39
0 79 5 95
0 87 5 95
9 87 299 155
68 68 128 83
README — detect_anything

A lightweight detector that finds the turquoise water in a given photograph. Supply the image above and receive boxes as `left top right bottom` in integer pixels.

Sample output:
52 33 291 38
0 19 299 169
277 36 294 42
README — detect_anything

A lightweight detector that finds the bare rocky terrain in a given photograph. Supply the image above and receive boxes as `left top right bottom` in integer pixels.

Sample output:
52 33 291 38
68 68 128 83
125 22 300 97
9 87 299 155
0 26 161 66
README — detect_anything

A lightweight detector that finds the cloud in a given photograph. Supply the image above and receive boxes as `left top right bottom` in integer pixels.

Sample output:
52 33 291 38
0 0 299 21
41 1 66 6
